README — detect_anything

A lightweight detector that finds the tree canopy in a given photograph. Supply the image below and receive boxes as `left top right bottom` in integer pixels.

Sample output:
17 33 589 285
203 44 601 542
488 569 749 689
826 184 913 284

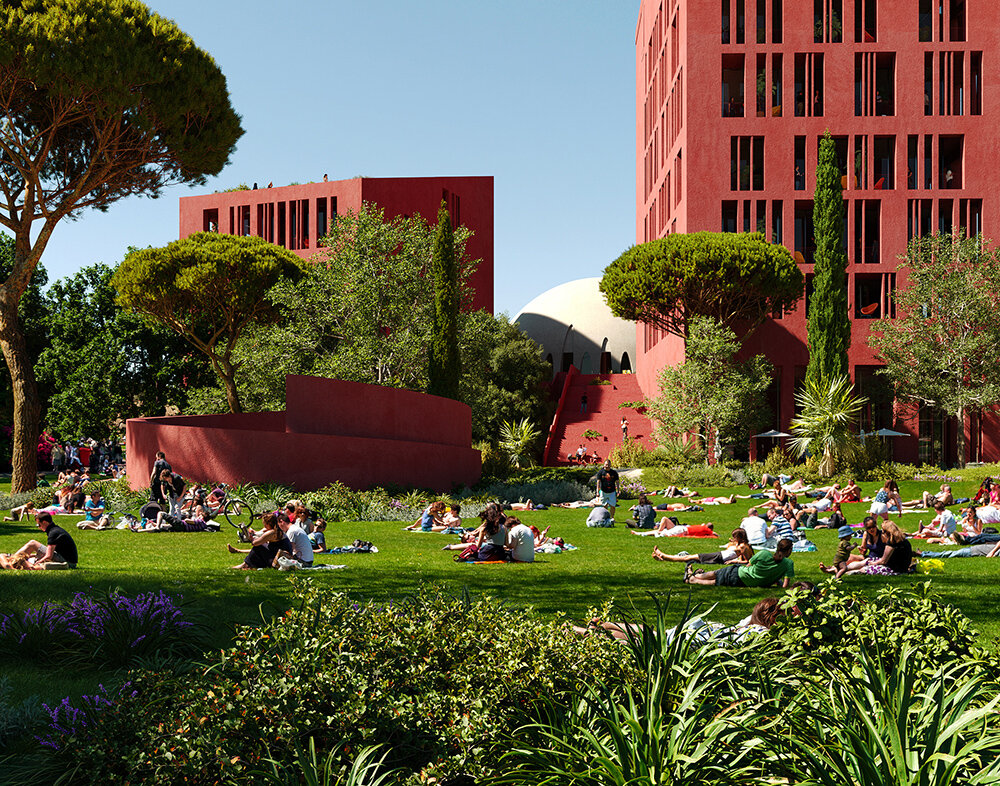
428 202 462 400
600 232 803 337
38 262 210 440
112 233 305 414
0 0 243 489
869 233 1000 466
646 316 772 458
806 132 851 386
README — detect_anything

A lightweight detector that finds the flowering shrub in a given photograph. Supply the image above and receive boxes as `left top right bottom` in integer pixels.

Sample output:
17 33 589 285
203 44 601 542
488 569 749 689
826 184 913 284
37 430 58 467
23 583 633 785
618 478 647 500
0 589 202 669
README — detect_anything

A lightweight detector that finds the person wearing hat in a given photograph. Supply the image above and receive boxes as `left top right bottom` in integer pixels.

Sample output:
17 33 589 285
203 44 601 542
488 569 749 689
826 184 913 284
819 524 857 579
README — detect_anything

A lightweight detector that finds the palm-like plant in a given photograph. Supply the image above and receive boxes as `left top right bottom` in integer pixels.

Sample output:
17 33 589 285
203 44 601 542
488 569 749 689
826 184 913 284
789 375 867 476
498 417 542 469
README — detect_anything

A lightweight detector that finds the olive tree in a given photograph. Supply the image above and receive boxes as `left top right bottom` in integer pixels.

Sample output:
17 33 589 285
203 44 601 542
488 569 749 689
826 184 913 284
0 0 242 489
600 232 804 337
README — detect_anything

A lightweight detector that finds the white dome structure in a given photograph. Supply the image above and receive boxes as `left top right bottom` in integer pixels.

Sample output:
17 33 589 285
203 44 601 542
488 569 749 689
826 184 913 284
514 277 636 377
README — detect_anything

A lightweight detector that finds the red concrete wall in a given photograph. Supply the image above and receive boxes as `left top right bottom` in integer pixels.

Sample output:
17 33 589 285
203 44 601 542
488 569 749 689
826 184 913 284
178 176 493 313
635 0 1000 464
125 377 481 493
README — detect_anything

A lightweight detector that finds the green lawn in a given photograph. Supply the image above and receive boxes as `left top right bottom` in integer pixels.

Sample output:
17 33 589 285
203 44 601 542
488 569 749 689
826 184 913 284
2 476 999 703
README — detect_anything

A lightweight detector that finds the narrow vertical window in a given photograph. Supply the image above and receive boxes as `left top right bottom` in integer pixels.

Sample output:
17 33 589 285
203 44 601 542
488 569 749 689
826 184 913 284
772 200 783 244
756 55 767 116
722 0 730 44
949 0 966 41
907 135 918 190
794 136 806 190
918 0 932 41
736 0 745 43
771 53 783 116
756 0 766 42
722 54 745 117
771 0 782 43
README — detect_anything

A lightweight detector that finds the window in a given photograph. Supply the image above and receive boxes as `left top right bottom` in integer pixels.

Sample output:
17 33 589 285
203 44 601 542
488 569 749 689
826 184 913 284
756 0 766 42
907 136 918 190
950 0 966 41
855 53 894 116
771 0 782 42
756 199 767 234
794 136 806 190
923 135 933 190
971 52 983 115
202 208 218 232
743 199 752 233
736 0 745 42
939 199 954 234
794 53 824 117
316 198 327 240
772 200 783 244
814 0 843 42
722 55 745 116
873 137 894 190
771 53 783 116
939 135 963 189
277 201 286 247
908 199 933 239
722 0 730 43
918 0 932 41
854 0 877 42
855 273 895 319
854 134 868 190
756 55 767 116
722 200 738 232
853 200 881 264
959 198 982 237
794 200 815 264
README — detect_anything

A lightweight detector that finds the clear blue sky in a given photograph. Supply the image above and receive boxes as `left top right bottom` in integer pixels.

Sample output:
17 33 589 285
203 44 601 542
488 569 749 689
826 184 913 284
34 0 637 316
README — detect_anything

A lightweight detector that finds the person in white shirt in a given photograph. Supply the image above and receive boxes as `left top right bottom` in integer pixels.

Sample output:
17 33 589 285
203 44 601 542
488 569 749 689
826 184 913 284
740 507 771 546
506 517 535 563
276 516 314 568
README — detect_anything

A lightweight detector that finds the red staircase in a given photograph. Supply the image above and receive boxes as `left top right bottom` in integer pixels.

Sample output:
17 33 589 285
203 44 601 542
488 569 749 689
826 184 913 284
544 371 657 465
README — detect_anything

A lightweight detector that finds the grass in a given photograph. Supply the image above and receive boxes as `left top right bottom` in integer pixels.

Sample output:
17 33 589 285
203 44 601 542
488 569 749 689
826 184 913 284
1 475 998 706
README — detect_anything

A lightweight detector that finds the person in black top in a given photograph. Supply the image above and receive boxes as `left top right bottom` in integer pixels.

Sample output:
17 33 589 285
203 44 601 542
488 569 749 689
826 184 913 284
12 512 78 569
150 451 171 504
595 459 620 520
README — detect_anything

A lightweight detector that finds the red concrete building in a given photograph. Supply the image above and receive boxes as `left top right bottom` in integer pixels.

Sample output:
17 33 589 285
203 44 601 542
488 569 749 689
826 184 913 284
179 176 494 313
635 0 1000 464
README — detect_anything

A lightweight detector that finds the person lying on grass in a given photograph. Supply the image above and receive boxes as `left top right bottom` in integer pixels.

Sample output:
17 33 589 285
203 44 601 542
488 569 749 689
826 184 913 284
684 537 794 588
652 528 752 565
132 506 220 532
572 596 788 642
227 512 291 570
914 540 1000 559
901 483 953 510
631 519 715 537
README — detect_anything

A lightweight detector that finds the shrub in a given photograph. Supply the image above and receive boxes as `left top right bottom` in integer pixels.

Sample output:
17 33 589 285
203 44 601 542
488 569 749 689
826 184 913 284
582 429 603 439
92 477 148 514
642 463 734 489
0 590 203 670
505 466 596 486
761 443 798 477
617 400 647 412
476 440 512 481
0 677 43 749
24 584 632 785
651 435 704 466
608 437 655 468
618 478 647 500
478 479 592 506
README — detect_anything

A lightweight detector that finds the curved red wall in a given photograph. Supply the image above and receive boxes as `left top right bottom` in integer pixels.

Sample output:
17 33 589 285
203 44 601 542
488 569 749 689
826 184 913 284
126 376 481 492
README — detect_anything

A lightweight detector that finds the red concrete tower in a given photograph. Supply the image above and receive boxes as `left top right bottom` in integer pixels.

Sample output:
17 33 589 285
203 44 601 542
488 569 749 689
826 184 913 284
635 0 1000 464
179 176 494 313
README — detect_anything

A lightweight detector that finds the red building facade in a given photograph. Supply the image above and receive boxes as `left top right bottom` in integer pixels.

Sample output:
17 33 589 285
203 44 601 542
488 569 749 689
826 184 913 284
635 0 1000 464
179 176 494 313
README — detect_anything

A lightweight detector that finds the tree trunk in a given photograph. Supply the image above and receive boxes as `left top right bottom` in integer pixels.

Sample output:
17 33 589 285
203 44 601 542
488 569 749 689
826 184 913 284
0 293 40 491
212 355 243 414
955 406 966 468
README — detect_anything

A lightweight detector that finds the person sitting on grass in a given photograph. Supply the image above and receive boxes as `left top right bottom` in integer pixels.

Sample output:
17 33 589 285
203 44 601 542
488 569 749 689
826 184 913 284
913 500 959 541
443 504 462 529
505 516 535 563
11 512 78 570
75 490 109 530
837 522 913 576
462 503 508 561
626 494 656 529
406 501 448 532
818 524 857 579
227 512 290 570
867 479 903 522
652 528 752 565
309 518 328 552
631 519 715 537
4 500 36 522
586 505 614 527
273 513 314 569
684 538 794 588
740 507 771 546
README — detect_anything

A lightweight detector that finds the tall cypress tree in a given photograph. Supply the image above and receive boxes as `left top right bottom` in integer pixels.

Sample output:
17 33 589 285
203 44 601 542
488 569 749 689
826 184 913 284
806 131 851 386
428 201 462 399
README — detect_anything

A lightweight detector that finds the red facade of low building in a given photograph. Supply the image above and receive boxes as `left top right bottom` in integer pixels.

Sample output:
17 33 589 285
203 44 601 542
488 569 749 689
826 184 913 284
635 0 1000 464
179 176 494 313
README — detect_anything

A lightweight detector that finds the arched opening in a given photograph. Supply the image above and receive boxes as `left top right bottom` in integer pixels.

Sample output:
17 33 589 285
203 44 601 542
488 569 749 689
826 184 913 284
599 337 611 373
580 352 593 374
621 352 632 372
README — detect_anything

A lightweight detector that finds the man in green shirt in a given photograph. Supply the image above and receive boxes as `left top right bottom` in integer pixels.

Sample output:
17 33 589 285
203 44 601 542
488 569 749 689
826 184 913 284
685 538 794 588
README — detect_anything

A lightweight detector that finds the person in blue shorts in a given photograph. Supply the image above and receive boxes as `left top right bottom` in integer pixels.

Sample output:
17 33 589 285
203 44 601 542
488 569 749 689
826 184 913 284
595 459 620 521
